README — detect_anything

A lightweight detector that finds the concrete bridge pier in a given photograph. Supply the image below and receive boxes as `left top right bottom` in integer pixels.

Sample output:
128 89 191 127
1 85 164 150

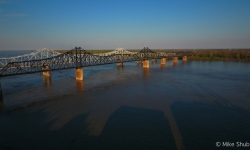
42 65 51 77
117 63 124 67
76 67 83 80
43 76 52 87
173 57 178 63
182 56 187 61
161 58 167 65
173 57 178 67
43 71 51 77
143 60 149 68
117 58 124 67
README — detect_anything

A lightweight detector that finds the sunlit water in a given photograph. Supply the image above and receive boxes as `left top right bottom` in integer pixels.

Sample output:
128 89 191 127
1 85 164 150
0 51 250 150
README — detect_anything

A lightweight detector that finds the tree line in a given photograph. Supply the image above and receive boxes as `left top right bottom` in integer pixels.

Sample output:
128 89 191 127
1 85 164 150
188 49 250 61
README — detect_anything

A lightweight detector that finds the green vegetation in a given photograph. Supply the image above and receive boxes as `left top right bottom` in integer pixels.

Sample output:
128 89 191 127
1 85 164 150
188 49 250 61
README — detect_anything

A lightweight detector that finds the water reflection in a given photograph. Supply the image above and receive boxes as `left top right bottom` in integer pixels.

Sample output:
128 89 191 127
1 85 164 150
173 62 178 67
0 96 3 112
182 60 187 66
117 65 124 73
43 76 52 87
161 64 166 69
143 68 149 78
76 80 84 92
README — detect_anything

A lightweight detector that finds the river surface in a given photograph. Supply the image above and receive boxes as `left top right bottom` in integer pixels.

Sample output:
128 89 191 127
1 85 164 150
0 50 250 150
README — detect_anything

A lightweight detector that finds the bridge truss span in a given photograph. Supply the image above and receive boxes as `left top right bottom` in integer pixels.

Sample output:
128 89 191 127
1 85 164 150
0 48 61 67
97 48 137 56
0 47 175 77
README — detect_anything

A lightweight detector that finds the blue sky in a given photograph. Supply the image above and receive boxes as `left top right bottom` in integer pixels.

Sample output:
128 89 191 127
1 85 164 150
0 0 250 50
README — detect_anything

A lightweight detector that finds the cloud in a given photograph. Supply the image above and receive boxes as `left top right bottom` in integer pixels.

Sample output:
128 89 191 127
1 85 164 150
0 8 3 13
2 13 27 17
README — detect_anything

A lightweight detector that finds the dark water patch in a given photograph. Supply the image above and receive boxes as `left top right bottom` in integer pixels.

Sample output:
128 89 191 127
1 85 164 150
171 101 250 150
0 108 50 149
0 107 92 150
99 106 176 150
0 105 177 149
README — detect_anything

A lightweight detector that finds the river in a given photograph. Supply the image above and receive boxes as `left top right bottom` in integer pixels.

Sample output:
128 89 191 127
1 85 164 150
0 50 250 150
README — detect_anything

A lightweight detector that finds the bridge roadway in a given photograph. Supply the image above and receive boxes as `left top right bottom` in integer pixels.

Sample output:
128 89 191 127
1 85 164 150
0 47 182 78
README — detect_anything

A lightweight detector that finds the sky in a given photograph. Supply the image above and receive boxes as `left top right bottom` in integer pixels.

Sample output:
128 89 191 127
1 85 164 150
0 0 250 50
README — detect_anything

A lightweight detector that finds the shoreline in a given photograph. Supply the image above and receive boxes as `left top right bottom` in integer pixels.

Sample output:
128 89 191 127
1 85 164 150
187 56 250 62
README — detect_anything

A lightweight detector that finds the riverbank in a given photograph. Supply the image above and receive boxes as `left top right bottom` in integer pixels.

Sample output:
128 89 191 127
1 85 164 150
187 49 250 61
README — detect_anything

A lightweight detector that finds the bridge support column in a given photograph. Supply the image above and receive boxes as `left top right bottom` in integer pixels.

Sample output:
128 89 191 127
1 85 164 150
42 65 51 77
76 67 83 80
143 60 149 68
161 58 166 65
43 71 51 77
182 56 187 61
173 57 178 63
117 63 123 67
173 57 178 67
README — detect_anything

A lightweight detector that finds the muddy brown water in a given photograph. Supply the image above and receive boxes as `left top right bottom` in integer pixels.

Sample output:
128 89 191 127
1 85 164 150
0 53 250 149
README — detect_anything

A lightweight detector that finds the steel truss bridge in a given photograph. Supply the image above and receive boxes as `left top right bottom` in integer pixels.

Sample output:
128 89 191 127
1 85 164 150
0 47 177 77
97 48 137 56
0 48 61 67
